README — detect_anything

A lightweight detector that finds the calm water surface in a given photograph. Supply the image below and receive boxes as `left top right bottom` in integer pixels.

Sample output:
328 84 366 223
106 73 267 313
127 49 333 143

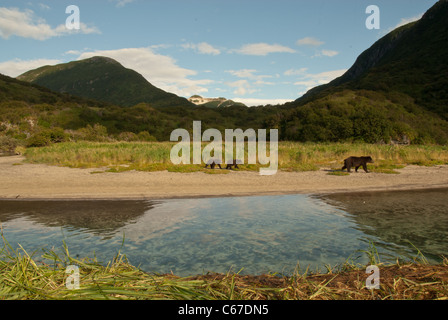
0 188 447 276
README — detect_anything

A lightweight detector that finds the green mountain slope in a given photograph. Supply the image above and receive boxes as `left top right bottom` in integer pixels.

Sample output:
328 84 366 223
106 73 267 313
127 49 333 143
3 1 448 146
17 56 194 108
269 0 448 144
0 73 111 107
296 0 448 120
0 72 274 144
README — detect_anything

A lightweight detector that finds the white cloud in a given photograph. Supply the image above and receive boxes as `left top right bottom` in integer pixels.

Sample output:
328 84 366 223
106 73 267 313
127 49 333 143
226 69 272 81
226 69 257 78
0 8 53 40
232 98 292 107
112 0 135 7
181 42 221 55
232 43 296 56
78 47 213 97
322 50 339 57
293 69 347 92
150 44 172 50
195 42 220 55
384 13 423 34
64 50 82 56
38 3 51 11
296 37 338 58
60 24 99 37
0 58 62 77
284 68 308 76
0 7 100 40
296 37 324 47
254 80 275 86
225 69 275 95
313 49 339 58
226 80 257 96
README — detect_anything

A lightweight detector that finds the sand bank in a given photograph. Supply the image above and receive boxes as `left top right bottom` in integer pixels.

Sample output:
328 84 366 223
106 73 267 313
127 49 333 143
1 156 448 200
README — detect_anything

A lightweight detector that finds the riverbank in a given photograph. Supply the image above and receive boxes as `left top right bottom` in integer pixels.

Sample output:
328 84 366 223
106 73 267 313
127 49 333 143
1 155 448 200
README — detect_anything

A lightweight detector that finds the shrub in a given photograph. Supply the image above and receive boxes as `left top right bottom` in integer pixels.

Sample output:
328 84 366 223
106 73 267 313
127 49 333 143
137 131 157 142
0 135 18 154
117 131 139 142
77 124 110 142
26 127 68 147
26 134 51 147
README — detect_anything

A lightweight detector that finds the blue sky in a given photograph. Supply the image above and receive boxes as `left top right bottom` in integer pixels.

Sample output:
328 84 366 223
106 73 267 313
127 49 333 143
0 0 438 106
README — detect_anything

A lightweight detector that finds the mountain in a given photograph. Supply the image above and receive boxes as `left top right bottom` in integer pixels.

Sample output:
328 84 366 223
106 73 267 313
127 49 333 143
0 72 272 144
188 95 247 108
0 72 109 107
296 0 448 120
17 56 194 108
3 1 448 145
272 0 448 144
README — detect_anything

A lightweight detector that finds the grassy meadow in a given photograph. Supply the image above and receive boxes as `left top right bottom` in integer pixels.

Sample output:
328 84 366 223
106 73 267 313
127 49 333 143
22 141 448 174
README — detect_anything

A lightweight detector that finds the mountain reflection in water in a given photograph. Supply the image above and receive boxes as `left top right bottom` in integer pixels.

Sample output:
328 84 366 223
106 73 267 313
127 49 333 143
0 189 447 276
0 200 154 239
319 188 448 262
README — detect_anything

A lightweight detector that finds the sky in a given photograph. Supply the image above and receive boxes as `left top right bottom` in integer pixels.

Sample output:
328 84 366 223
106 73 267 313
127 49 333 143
0 0 438 106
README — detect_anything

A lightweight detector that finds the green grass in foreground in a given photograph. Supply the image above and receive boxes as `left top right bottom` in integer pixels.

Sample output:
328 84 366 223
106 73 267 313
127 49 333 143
22 141 448 174
1 234 447 300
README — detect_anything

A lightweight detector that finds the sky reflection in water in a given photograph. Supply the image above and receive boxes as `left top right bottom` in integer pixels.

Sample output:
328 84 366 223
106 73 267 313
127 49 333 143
0 189 447 276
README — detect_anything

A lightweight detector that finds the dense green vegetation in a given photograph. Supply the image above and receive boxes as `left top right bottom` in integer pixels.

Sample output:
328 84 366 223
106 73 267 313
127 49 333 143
1 1 447 151
1 72 447 152
276 90 448 144
0 72 278 149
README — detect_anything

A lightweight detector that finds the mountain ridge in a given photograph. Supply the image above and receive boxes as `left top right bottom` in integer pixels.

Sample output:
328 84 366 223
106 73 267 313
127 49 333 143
2 1 448 145
295 0 448 120
188 95 247 108
17 56 194 108
270 0 448 144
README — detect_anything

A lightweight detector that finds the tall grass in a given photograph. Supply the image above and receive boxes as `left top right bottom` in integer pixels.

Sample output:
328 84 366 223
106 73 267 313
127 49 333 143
0 233 234 300
1 234 447 300
23 141 448 173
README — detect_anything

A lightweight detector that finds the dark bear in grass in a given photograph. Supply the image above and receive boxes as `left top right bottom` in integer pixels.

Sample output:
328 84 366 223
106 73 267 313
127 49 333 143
226 159 242 170
341 156 374 173
204 158 222 169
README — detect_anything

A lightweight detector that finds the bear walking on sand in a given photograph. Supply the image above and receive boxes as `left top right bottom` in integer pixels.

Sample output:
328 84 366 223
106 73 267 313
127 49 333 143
341 156 374 173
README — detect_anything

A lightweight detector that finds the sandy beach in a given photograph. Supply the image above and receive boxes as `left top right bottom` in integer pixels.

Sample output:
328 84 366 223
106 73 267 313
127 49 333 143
1 155 448 200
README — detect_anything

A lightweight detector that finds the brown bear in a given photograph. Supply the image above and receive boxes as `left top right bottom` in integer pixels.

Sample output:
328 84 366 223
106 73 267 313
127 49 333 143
226 159 242 170
341 156 374 173
204 158 222 169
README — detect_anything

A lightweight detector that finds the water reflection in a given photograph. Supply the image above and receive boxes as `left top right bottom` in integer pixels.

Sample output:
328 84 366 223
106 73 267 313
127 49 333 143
320 188 448 262
0 189 447 276
0 200 154 238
